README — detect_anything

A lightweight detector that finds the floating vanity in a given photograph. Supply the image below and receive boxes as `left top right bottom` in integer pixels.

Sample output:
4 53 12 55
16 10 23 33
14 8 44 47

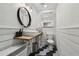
15 32 42 41
15 32 43 56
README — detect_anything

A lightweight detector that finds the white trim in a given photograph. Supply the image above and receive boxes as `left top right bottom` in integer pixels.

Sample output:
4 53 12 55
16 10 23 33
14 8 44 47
56 26 79 29
39 10 56 15
0 27 21 29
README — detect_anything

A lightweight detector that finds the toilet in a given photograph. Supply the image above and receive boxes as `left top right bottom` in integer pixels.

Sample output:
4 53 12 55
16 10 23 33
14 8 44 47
47 34 55 51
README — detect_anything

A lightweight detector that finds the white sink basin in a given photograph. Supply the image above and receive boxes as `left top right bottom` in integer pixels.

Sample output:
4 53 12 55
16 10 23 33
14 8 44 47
23 30 39 32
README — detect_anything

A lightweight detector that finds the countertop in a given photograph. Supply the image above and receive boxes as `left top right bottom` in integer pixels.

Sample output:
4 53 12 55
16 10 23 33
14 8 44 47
15 32 43 41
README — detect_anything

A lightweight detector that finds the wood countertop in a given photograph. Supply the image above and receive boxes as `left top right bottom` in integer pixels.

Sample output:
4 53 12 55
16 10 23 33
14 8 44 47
15 32 42 41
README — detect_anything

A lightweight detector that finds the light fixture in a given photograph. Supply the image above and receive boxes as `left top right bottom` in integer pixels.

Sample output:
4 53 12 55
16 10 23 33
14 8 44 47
41 3 48 8
43 4 47 8
25 3 32 12
26 6 32 12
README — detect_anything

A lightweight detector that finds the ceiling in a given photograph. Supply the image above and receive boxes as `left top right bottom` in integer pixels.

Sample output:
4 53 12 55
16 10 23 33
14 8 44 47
34 3 57 12
31 3 57 13
25 3 57 20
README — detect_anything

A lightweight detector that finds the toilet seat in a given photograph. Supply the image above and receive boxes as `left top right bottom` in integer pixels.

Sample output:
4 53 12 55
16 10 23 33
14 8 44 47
47 39 54 45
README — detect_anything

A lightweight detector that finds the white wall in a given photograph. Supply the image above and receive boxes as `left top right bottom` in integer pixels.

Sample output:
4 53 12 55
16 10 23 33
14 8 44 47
0 3 26 28
0 3 42 56
56 3 79 28
29 7 41 29
0 3 41 29
0 3 26 52
56 3 79 56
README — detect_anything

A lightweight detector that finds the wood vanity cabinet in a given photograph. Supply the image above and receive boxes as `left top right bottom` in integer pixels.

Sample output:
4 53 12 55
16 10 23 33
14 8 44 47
15 32 43 55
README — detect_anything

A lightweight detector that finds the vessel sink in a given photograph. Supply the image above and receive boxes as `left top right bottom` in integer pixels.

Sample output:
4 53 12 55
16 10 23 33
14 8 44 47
23 32 40 37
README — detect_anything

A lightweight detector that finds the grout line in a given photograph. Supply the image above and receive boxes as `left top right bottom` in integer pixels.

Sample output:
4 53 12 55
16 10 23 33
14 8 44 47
57 30 79 37
0 33 15 36
0 27 21 29
0 39 13 43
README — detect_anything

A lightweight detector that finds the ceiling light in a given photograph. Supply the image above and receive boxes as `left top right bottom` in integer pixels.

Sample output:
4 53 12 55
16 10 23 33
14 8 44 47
25 3 32 12
26 6 32 12
43 4 47 8
41 3 48 8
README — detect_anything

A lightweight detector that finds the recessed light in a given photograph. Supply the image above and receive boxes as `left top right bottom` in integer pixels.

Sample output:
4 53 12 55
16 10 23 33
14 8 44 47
25 3 32 12
41 3 48 8
43 4 47 8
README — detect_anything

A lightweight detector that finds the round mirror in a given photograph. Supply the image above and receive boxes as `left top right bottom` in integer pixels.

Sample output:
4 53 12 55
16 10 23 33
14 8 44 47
17 7 31 28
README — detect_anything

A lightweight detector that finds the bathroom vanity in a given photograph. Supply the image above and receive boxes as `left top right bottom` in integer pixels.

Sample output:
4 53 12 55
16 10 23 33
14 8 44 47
15 32 43 56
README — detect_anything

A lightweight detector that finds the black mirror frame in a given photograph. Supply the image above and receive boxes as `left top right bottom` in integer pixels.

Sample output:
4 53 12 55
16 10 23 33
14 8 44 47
17 7 31 28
